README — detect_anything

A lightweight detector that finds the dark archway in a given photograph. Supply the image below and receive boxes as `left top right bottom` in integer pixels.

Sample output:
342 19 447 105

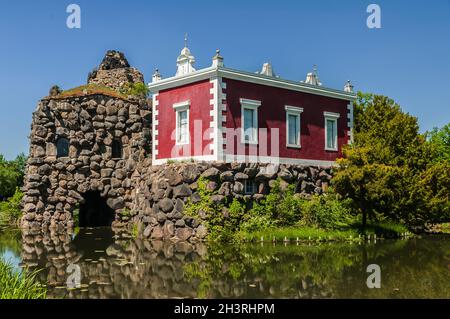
79 191 115 227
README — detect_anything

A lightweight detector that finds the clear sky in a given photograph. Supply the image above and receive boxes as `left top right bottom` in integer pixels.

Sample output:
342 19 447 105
0 0 449 159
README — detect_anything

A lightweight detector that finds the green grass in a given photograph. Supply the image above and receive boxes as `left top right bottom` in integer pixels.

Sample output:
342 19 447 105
240 226 358 242
441 223 450 233
55 84 129 100
240 222 409 243
0 259 47 299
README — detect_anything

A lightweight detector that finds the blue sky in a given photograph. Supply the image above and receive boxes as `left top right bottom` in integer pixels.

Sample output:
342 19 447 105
0 0 449 159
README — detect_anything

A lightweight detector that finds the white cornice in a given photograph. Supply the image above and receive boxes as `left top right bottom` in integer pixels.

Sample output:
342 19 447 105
172 100 190 110
285 105 304 113
148 66 356 101
240 98 262 107
324 111 341 119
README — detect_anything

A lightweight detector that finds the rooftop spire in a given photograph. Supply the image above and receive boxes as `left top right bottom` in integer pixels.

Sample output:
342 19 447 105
304 65 322 86
176 33 196 76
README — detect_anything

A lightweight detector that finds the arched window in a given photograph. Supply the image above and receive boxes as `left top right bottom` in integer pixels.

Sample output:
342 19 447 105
56 138 69 158
112 139 122 159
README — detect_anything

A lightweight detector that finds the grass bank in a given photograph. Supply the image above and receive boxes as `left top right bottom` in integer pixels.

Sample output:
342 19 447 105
0 259 47 299
239 222 410 243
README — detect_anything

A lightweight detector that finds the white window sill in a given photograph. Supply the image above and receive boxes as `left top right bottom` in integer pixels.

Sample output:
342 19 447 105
325 147 338 152
286 144 301 149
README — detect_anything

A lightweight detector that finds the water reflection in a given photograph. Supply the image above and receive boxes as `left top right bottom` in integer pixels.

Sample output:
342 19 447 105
3 228 450 298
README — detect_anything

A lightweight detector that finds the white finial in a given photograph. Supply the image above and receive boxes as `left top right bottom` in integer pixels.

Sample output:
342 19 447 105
152 68 162 83
260 62 275 77
212 49 224 67
184 33 188 48
344 80 354 93
304 65 322 86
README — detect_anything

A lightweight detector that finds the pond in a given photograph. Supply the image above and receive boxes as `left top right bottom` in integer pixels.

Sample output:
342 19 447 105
1 227 449 299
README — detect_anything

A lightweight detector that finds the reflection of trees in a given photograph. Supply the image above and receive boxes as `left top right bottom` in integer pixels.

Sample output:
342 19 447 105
17 229 450 299
0 228 21 256
184 241 412 298
336 236 450 298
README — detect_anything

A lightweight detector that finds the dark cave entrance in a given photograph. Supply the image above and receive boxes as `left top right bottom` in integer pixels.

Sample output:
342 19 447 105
79 191 115 227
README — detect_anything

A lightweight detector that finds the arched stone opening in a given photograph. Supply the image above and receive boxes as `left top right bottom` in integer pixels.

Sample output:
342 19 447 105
79 191 115 227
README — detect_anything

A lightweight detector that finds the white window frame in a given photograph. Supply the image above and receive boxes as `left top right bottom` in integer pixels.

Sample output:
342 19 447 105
324 111 340 151
173 100 190 145
285 105 304 149
240 98 261 145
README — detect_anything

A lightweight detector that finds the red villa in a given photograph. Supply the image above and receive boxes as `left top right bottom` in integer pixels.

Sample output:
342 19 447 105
148 42 356 166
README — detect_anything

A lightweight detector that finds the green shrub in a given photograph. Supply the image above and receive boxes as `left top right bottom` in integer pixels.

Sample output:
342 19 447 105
299 193 354 230
119 82 149 97
240 215 274 233
248 180 302 228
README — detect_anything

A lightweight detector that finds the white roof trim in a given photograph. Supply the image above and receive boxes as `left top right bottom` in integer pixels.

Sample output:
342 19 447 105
148 66 356 101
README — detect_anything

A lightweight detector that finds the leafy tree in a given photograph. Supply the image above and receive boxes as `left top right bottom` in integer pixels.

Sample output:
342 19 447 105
0 153 27 200
427 124 450 163
333 93 449 229
0 188 23 226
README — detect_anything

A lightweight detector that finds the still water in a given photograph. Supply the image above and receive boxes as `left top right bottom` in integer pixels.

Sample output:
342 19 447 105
1 227 449 299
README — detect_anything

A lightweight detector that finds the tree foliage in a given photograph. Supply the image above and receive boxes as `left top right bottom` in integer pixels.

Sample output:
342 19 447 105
427 123 450 163
333 92 449 229
0 153 27 200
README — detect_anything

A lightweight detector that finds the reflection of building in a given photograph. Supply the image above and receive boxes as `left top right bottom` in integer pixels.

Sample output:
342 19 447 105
20 229 336 299
149 43 355 165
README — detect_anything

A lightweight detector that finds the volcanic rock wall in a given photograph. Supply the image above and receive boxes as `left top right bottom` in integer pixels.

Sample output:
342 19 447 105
87 50 144 91
130 161 333 242
21 93 151 232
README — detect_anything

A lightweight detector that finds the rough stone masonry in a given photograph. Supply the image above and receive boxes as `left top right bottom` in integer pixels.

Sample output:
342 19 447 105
21 51 334 242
